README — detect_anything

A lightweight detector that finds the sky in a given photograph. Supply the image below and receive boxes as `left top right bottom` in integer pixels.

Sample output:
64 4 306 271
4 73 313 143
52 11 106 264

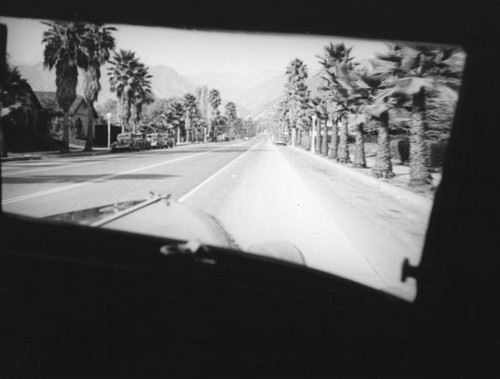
1 16 389 76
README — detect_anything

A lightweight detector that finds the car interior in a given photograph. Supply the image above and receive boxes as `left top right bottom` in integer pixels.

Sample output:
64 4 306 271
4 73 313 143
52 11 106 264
1 0 499 377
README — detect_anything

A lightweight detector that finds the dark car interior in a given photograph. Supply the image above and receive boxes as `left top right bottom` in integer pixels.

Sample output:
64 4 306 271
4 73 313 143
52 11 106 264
1 0 500 377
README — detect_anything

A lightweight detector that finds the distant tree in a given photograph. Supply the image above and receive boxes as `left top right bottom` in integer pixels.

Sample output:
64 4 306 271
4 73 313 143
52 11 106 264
208 89 221 139
183 93 199 142
108 50 152 133
79 23 116 151
224 102 238 138
96 99 118 123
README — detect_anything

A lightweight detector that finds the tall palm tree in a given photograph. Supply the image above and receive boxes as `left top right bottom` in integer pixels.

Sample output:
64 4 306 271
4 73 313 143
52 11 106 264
108 50 150 133
42 21 86 152
208 89 221 139
375 44 464 186
285 58 309 146
317 43 359 163
79 24 116 151
358 59 397 178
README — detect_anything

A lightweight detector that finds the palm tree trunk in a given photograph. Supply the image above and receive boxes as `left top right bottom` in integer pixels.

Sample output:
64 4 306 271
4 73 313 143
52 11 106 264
329 116 338 160
337 116 350 163
318 120 324 154
322 121 328 156
353 123 366 168
409 88 432 187
61 112 70 153
84 103 94 151
372 111 395 178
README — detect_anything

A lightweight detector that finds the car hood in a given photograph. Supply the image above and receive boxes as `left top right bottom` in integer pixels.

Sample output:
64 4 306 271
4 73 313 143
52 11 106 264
44 195 306 266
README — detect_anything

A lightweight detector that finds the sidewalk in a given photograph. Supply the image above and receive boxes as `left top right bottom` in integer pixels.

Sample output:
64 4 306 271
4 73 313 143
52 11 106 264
290 144 438 211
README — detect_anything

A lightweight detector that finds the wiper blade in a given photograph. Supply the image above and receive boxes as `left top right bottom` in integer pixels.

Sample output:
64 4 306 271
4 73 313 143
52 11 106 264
91 193 172 227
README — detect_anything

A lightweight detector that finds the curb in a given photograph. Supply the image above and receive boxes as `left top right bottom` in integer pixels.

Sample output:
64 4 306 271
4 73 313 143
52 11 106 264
44 150 111 159
1 155 42 162
290 145 433 211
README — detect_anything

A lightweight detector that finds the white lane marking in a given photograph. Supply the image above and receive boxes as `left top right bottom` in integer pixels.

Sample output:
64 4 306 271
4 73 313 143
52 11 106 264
178 141 263 203
2 142 253 205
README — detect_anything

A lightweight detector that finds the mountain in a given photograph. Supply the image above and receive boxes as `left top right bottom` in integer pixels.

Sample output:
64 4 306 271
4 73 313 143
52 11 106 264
18 62 199 105
234 74 287 112
149 65 197 99
185 70 282 102
18 62 254 119
248 74 327 121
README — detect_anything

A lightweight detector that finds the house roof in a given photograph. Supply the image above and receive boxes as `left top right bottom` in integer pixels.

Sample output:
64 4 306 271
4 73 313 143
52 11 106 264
34 92 98 118
21 82 43 110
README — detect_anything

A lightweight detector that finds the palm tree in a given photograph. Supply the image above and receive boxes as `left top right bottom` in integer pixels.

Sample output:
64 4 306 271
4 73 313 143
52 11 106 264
309 96 329 155
285 58 310 146
208 89 221 139
79 24 116 151
317 43 359 163
132 85 154 133
183 93 199 142
357 60 397 178
1 62 28 157
108 50 150 133
161 100 185 143
42 21 86 152
224 101 238 139
375 44 464 186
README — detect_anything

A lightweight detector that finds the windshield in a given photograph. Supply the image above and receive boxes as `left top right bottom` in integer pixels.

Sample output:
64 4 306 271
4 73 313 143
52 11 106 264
0 16 466 301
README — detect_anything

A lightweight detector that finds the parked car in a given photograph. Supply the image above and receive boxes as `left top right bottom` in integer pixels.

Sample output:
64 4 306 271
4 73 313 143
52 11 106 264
160 133 175 148
146 133 162 149
133 133 151 150
111 132 134 152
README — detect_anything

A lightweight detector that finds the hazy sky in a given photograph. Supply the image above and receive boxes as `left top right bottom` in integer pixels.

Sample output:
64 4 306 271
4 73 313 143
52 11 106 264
1 16 389 76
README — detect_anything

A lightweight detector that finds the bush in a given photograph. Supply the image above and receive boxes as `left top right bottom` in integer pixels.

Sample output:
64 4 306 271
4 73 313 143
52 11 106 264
390 138 410 165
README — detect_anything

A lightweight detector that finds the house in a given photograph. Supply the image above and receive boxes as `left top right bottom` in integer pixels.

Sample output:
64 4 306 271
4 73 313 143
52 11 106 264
2 82 45 152
35 92 98 141
7 82 43 132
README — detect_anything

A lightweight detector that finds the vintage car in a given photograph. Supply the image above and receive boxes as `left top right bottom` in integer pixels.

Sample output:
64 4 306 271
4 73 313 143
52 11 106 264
133 133 151 150
160 132 175 148
146 133 163 148
111 132 135 152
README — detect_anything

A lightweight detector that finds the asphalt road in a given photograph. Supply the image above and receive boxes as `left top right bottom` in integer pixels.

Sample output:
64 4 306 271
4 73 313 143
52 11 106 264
1 137 432 300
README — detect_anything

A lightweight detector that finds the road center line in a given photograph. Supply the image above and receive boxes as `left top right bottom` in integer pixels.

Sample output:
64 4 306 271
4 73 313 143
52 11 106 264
178 141 263 203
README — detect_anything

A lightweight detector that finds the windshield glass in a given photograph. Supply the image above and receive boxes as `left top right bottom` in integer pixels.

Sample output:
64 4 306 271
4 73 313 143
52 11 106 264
0 16 466 301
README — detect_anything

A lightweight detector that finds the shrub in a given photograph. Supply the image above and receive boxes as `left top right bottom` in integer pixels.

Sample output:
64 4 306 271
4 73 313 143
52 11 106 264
390 138 410 165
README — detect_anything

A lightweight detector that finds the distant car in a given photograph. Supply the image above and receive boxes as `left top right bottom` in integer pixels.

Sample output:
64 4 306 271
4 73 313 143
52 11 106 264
274 139 287 146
